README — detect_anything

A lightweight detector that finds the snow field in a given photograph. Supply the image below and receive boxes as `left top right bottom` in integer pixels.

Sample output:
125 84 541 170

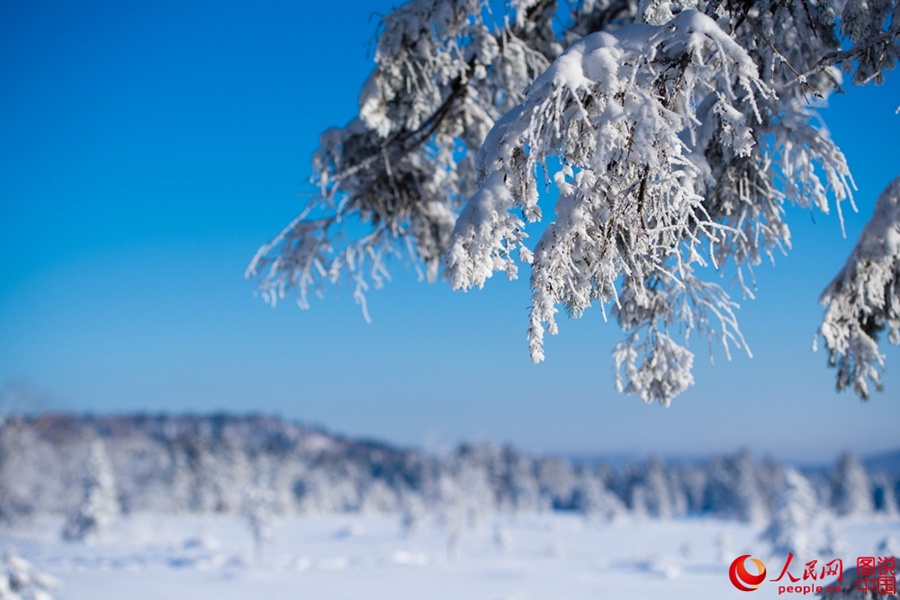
3 513 898 599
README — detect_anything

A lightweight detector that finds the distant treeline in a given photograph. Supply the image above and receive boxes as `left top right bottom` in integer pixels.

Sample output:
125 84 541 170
0 413 896 523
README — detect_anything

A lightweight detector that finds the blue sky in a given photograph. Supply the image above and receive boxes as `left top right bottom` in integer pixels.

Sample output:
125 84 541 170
1 0 898 462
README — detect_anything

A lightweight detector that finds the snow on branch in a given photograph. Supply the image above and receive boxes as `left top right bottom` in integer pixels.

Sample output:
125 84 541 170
448 10 766 403
835 0 900 85
250 0 892 404
247 0 551 315
613 271 749 405
817 176 900 399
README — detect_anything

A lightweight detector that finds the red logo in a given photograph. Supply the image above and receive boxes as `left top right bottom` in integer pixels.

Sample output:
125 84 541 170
730 554 767 592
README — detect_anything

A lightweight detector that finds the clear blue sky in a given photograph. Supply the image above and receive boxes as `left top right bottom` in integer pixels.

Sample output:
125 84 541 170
1 0 898 462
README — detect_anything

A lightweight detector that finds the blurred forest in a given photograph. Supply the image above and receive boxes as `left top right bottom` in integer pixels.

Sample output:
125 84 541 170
1 413 895 528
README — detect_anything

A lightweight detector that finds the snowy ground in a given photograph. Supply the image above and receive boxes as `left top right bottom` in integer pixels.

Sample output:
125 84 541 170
2 513 898 599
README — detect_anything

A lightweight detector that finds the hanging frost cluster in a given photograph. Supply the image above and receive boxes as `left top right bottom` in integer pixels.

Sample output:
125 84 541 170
251 0 899 404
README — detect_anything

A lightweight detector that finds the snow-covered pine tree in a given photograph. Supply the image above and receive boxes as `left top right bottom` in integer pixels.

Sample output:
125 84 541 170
493 445 541 512
62 439 119 542
872 473 900 516
627 457 679 519
731 451 773 523
0 415 65 521
242 483 278 559
571 466 628 522
249 0 899 405
830 451 875 517
761 466 822 558
535 456 578 511
0 417 33 525
704 450 769 523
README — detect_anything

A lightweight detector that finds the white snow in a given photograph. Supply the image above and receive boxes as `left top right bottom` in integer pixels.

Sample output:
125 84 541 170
3 513 898 599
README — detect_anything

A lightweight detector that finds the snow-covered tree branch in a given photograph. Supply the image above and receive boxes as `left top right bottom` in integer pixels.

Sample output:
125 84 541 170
247 0 554 320
817 177 900 399
250 0 898 404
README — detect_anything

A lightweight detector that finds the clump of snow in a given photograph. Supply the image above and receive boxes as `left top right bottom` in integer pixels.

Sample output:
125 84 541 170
0 549 60 600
